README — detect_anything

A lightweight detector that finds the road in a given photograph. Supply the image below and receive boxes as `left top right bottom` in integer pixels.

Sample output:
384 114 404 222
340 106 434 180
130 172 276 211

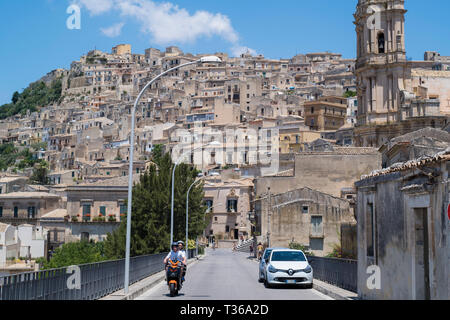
137 248 331 300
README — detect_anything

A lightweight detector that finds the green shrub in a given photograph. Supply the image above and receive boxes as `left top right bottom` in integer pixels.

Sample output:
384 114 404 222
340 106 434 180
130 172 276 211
289 242 314 256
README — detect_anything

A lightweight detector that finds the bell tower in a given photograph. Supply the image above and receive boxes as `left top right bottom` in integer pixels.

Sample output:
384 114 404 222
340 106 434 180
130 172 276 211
354 0 408 143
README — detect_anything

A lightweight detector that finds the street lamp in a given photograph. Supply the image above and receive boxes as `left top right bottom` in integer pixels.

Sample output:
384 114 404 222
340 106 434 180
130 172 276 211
185 176 205 253
124 56 221 295
170 140 221 246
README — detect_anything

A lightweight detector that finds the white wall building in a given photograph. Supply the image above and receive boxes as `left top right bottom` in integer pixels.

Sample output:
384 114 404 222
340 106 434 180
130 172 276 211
17 224 47 259
0 223 20 267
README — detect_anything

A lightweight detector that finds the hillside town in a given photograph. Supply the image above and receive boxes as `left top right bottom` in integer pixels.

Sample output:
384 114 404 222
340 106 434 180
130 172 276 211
0 0 449 300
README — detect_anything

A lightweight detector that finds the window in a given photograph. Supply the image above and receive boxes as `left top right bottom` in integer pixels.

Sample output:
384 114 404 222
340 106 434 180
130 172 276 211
14 206 18 218
28 207 36 219
205 200 213 213
81 232 90 241
302 206 309 214
311 216 323 237
100 206 106 216
82 204 91 221
120 204 127 215
227 199 238 213
0 206 2 217
225 225 230 233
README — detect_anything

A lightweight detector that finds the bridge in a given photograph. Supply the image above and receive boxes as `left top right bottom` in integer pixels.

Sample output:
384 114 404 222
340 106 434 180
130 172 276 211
0 248 357 300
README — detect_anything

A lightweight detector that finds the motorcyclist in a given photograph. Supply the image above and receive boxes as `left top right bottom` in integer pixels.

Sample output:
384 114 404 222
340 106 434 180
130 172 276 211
177 241 187 282
164 242 183 265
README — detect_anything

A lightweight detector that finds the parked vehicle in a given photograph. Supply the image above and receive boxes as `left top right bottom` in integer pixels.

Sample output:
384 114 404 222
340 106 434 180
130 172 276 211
166 259 183 297
258 247 284 283
263 249 313 288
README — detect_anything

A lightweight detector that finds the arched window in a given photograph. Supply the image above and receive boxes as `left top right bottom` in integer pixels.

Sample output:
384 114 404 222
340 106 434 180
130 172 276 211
378 32 385 54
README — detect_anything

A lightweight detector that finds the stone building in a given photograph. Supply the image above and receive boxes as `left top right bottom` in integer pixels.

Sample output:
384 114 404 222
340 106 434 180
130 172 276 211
203 177 253 243
66 175 140 223
355 149 449 300
304 96 348 131
0 192 62 226
353 0 450 147
379 127 450 168
255 187 356 256
254 148 381 248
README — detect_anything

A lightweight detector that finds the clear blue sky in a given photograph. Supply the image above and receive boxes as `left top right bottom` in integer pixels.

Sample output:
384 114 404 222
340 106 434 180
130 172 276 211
0 0 449 105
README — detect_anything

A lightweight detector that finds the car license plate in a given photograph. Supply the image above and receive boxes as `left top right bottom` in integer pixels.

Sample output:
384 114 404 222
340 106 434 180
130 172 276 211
286 280 296 284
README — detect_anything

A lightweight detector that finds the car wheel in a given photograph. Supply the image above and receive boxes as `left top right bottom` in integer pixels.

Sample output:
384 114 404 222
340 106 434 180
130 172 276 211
258 273 264 283
304 283 313 289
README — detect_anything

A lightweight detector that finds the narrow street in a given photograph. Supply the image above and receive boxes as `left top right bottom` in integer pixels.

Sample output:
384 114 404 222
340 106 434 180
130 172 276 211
137 249 331 300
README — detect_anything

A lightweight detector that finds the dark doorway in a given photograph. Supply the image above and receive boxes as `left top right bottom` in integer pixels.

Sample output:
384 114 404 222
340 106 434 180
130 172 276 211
414 208 430 300
378 33 385 54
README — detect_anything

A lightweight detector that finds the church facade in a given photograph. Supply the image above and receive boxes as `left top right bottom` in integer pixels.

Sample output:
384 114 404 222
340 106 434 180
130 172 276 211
353 0 450 147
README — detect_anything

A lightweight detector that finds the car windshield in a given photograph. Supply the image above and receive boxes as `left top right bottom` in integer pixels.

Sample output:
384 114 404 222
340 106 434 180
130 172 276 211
263 250 273 260
271 251 306 262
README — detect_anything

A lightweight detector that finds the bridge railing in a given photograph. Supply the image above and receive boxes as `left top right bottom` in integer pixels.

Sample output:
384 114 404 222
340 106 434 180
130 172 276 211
0 249 197 301
307 256 357 293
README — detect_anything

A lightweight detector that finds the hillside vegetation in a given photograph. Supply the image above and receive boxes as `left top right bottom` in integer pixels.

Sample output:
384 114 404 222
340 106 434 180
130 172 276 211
0 79 62 119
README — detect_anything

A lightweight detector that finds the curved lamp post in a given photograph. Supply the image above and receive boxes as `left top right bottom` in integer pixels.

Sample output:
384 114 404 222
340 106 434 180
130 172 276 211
124 56 221 294
170 141 221 246
185 176 206 251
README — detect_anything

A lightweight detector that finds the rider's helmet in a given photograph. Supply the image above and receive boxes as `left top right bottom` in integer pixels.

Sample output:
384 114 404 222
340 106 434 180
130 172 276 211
177 241 184 247
171 242 178 250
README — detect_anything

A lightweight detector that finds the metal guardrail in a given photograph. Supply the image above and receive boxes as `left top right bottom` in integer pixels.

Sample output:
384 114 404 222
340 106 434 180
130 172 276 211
0 249 197 300
307 256 357 293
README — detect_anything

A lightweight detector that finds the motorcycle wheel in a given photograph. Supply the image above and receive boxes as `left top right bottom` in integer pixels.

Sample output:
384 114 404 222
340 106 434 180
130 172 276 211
169 283 176 297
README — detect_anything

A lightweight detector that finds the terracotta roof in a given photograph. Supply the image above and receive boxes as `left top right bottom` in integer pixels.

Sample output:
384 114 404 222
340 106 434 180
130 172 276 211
266 169 294 177
0 192 60 199
75 174 141 187
361 148 450 180
41 208 67 219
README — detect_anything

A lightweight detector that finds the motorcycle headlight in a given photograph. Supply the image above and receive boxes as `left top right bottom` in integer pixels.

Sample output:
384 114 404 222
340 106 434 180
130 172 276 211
304 265 312 273
268 265 278 273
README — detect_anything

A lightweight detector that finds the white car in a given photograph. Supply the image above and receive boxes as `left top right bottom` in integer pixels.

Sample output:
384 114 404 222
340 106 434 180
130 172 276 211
264 249 313 288
258 247 284 283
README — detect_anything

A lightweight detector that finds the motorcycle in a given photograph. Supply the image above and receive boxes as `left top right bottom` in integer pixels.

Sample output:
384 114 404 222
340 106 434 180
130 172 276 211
166 259 183 297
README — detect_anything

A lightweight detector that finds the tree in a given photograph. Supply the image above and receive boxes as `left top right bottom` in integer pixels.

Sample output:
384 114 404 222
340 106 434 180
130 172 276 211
104 153 207 259
41 240 106 269
12 91 19 104
151 144 163 165
30 163 50 185
344 90 357 98
0 79 62 120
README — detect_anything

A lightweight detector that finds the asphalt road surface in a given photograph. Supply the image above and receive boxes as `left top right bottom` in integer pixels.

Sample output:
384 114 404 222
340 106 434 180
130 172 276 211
137 248 331 300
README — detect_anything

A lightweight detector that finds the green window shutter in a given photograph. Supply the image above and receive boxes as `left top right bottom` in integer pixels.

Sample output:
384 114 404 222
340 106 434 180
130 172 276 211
100 206 106 215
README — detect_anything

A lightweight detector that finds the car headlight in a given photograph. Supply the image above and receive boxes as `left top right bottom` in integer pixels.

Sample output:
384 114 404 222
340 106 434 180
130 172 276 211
268 265 278 273
304 265 312 273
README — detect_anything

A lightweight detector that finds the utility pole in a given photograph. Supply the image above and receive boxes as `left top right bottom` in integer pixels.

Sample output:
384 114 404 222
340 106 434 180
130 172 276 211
267 187 271 248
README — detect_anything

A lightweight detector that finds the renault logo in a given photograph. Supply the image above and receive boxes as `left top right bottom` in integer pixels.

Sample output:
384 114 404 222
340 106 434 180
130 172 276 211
288 269 294 276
